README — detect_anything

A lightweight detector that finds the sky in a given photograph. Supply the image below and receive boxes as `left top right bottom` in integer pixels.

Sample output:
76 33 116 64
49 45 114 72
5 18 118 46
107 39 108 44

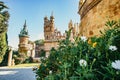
2 0 80 48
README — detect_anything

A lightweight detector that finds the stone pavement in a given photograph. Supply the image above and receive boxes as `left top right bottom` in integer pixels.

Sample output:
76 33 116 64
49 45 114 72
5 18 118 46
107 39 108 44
0 67 36 80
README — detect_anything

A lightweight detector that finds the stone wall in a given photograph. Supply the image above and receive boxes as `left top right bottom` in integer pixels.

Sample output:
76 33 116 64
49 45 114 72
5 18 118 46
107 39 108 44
35 44 44 57
78 0 120 37
19 36 29 44
43 15 65 57
44 40 58 57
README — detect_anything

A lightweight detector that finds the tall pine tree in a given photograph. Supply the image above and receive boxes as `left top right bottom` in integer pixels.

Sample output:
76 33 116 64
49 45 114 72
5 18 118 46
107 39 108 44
0 1 9 63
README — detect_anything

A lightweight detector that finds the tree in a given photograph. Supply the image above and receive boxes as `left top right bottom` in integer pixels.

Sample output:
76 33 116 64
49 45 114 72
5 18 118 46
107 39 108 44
40 49 45 57
34 39 44 45
0 1 9 63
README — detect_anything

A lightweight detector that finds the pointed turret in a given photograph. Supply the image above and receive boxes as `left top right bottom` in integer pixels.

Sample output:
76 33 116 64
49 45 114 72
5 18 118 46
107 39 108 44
50 11 54 19
18 20 31 56
23 20 27 32
50 11 54 24
19 20 29 37
24 20 26 27
44 16 48 23
68 20 73 30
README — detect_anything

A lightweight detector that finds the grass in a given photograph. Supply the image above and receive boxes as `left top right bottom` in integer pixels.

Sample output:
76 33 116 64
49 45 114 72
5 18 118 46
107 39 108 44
8 63 40 68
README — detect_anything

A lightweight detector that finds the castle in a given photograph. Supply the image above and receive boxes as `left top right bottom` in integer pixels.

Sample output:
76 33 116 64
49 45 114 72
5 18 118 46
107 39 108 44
78 0 120 37
18 14 79 57
18 21 35 58
44 14 66 57
18 0 120 57
44 15 80 57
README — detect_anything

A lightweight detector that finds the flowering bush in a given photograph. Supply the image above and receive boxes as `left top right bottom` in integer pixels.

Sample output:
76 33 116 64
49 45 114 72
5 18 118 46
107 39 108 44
79 59 87 67
35 20 120 80
112 60 120 70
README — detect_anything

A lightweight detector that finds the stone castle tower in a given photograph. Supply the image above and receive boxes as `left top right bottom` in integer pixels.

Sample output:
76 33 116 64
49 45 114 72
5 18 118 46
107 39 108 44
18 20 35 57
44 13 55 40
44 13 65 57
68 20 79 37
78 0 120 37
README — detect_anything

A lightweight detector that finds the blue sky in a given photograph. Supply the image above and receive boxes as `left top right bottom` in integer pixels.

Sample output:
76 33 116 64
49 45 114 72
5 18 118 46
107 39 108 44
2 0 80 48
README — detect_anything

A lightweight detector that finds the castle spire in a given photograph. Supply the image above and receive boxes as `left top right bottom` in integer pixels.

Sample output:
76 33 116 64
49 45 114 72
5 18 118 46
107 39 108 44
68 19 73 30
44 16 48 23
50 11 54 19
24 20 27 28
51 11 53 17
23 20 28 32
19 20 29 37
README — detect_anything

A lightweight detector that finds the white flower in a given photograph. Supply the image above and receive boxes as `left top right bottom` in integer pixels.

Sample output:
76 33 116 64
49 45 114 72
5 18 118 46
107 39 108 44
112 60 120 70
79 59 87 67
49 70 52 74
109 45 117 51
80 36 87 42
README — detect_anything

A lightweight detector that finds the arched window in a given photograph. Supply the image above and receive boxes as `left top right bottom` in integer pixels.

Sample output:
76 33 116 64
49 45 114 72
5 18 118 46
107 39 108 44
46 35 48 39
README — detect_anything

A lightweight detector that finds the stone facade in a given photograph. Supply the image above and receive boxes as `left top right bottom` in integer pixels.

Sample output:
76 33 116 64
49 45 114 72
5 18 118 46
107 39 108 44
35 43 44 57
68 20 79 40
78 0 120 37
44 14 65 57
18 21 35 58
43 15 79 57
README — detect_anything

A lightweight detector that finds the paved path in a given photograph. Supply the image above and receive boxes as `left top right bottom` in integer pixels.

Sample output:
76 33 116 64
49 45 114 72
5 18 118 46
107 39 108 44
0 67 36 80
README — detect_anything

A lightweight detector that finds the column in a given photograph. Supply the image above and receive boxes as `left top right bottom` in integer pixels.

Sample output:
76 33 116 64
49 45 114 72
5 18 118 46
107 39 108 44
8 48 13 66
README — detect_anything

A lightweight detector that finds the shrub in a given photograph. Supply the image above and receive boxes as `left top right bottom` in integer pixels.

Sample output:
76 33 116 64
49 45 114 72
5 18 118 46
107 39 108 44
13 53 27 65
40 49 46 57
24 57 33 63
0 48 9 66
35 20 120 80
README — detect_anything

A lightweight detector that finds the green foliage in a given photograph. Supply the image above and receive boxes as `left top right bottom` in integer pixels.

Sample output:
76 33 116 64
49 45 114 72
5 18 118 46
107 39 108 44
40 49 46 57
24 57 33 63
0 33 8 63
35 20 120 80
0 1 9 63
0 48 9 66
34 39 44 45
13 50 34 64
13 53 27 65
